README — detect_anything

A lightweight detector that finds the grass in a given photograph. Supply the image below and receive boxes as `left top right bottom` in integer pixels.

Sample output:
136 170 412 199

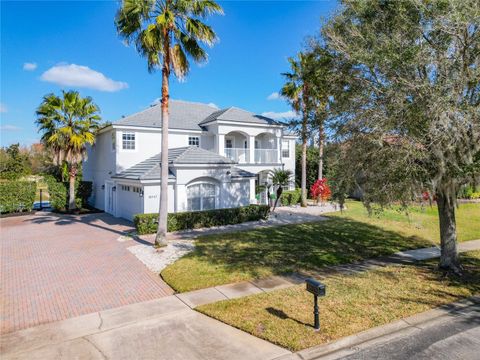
161 201 479 292
197 251 480 351
330 201 480 244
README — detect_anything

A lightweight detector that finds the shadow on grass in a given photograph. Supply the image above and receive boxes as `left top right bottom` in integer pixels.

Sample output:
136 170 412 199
183 217 434 278
266 307 312 327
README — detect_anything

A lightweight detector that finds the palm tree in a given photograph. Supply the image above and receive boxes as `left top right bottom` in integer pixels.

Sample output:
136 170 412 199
36 91 101 211
116 0 223 247
271 168 293 212
281 52 315 207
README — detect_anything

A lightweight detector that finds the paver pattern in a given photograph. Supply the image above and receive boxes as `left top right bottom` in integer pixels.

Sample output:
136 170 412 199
0 212 173 333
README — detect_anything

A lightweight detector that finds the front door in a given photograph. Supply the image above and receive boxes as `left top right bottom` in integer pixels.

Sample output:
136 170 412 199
105 181 116 216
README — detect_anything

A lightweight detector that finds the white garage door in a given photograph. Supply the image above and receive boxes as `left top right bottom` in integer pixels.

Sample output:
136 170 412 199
117 184 143 221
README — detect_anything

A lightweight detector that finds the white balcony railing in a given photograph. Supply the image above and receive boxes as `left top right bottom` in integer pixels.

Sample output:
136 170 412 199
254 149 278 163
224 148 249 163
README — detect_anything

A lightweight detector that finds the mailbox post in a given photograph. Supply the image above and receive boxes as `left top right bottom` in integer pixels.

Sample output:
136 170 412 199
305 278 326 331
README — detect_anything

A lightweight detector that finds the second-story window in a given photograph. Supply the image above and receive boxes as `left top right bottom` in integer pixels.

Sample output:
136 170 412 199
282 140 290 158
188 136 200 147
122 132 135 150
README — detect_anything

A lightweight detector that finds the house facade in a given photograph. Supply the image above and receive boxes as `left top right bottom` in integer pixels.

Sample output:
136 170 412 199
83 100 296 221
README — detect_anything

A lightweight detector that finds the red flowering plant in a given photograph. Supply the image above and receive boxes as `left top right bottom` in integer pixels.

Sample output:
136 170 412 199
310 178 331 203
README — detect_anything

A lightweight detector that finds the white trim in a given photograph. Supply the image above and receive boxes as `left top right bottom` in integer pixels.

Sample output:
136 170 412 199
201 119 284 128
172 163 233 169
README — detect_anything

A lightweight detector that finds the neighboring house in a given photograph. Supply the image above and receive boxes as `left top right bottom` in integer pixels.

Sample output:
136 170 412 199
83 100 296 221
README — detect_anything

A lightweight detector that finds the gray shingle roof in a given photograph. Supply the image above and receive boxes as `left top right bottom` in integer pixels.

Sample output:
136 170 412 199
230 167 256 179
115 100 218 130
113 100 278 130
199 107 278 126
112 146 234 181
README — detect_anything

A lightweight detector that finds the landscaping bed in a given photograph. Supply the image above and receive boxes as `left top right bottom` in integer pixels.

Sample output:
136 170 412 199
197 250 480 351
161 201 480 292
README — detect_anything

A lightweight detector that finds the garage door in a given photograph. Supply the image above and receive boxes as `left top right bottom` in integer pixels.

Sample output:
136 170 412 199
117 184 143 221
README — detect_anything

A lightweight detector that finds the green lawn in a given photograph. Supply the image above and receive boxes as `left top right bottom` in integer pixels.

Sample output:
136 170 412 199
198 251 480 351
161 201 480 292
330 201 480 244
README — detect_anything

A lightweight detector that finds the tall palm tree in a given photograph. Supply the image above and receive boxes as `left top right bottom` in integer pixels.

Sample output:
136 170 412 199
36 91 101 211
116 0 223 247
270 168 293 212
281 52 315 207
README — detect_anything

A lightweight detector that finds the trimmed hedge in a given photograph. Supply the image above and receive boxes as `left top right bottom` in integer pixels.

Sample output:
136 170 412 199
280 189 302 206
134 205 271 235
0 181 36 214
43 175 92 211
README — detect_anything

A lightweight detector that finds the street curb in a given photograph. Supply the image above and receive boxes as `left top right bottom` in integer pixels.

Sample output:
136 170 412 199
290 295 479 360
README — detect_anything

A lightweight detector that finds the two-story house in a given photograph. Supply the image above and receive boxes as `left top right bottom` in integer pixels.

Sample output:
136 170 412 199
83 100 296 221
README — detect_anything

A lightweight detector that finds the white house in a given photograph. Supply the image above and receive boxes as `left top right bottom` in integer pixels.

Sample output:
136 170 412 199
83 100 296 221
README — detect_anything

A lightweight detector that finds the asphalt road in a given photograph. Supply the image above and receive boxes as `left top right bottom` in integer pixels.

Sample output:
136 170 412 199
332 304 480 360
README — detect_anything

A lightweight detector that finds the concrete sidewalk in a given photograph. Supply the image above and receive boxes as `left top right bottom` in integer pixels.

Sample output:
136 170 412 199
176 239 480 308
1 296 290 360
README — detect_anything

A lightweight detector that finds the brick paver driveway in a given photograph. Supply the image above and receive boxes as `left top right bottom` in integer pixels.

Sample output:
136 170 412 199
0 212 173 334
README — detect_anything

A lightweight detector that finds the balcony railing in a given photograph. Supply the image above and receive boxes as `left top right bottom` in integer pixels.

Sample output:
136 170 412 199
225 148 249 163
254 149 278 163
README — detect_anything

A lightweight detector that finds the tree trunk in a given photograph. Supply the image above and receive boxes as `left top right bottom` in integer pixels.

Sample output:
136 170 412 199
68 164 77 211
155 34 171 248
301 137 307 207
435 190 459 271
272 186 283 212
318 122 324 180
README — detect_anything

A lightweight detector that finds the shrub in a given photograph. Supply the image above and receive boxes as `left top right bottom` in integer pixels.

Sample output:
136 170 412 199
280 189 302 206
471 192 480 200
310 178 332 202
43 175 92 211
0 181 36 214
134 205 270 235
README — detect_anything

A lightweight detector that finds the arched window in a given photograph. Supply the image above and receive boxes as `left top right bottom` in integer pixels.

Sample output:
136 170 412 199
187 182 217 211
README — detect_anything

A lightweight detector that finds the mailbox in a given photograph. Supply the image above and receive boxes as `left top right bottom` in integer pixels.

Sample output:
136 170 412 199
305 278 326 331
306 278 326 297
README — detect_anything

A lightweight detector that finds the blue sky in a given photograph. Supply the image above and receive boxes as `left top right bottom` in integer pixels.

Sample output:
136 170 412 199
1 0 338 147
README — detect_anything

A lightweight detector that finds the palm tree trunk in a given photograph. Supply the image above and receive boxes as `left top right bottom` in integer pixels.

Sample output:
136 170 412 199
155 34 170 248
272 186 283 212
301 136 307 207
68 164 77 211
318 122 324 180
436 190 459 272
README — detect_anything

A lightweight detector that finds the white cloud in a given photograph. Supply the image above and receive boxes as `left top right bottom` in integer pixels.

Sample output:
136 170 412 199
23 62 38 71
207 102 219 109
0 124 22 131
261 110 299 120
41 64 128 92
267 92 281 100
0 103 7 113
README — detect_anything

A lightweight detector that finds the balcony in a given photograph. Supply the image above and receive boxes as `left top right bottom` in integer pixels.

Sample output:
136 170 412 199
224 148 279 164
225 148 248 163
254 149 278 163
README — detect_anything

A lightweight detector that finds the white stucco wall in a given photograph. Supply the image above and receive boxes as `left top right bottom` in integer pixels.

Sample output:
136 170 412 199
83 129 116 210
142 183 175 214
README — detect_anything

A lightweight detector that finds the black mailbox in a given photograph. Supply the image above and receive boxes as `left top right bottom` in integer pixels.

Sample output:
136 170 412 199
306 278 326 297
305 278 326 331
